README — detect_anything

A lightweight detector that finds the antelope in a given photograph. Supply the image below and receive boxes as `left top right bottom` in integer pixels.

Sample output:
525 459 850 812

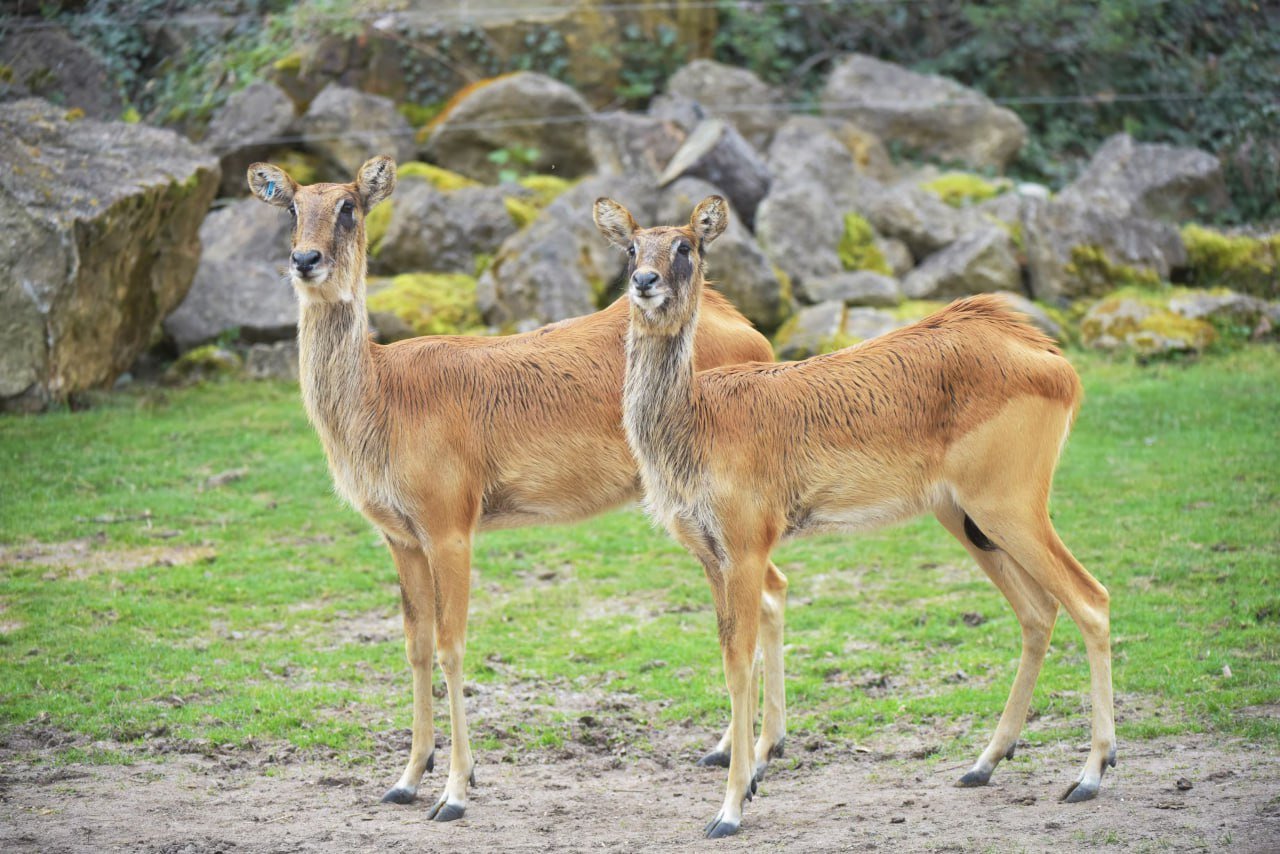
245 157 778 821
594 195 1115 838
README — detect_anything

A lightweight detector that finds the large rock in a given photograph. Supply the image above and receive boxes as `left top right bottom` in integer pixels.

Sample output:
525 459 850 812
588 111 687 183
755 183 844 289
478 177 658 327
774 301 845 360
852 180 966 258
1057 133 1229 222
424 72 596 183
1080 296 1215 357
820 54 1026 171
802 271 901 307
0 27 123 120
202 82 298 198
659 178 788 332
372 180 517 275
298 85 414 181
1022 196 1186 302
902 227 1020 299
658 119 772 225
0 98 219 410
767 116 894 198
163 198 297 352
665 60 787 151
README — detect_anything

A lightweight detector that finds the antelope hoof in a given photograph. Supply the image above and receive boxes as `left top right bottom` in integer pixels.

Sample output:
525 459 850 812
704 811 740 839
770 738 786 759
956 767 992 788
427 797 466 822
380 786 416 804
1061 779 1099 803
427 750 435 773
697 750 731 768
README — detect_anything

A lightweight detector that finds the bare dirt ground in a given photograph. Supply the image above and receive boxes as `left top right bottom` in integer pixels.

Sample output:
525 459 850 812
3 715 1278 854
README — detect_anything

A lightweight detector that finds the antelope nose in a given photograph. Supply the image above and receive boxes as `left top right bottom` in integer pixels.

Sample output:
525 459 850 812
291 249 322 271
632 270 659 292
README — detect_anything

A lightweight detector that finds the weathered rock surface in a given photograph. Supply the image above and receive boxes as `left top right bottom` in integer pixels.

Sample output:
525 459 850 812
1081 295 1215 356
755 183 844 289
995 291 1064 341
802 271 901 307
902 227 1020 299
658 119 771 225
298 85 414 181
767 117 894 200
372 180 517 275
245 340 299 381
588 111 686 183
1058 133 1229 222
853 181 967 258
163 198 297 352
202 82 298 198
820 53 1026 171
0 98 219 410
774 301 845 360
841 307 902 342
0 27 123 120
478 176 658 326
665 59 787 150
648 91 709 135
424 72 596 183
659 178 788 331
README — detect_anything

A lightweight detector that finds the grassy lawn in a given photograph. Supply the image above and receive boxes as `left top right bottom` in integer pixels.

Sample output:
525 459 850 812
1 347 1277 768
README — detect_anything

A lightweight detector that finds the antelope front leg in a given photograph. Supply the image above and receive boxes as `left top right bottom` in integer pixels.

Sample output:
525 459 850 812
381 540 437 804
703 555 766 839
752 562 787 781
424 532 477 822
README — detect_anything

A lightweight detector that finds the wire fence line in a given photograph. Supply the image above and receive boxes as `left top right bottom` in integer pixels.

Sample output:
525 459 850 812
216 89 1279 152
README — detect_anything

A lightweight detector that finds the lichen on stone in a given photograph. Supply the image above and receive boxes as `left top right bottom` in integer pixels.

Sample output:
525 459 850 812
920 172 1008 207
397 161 480 191
837 213 891 275
165 345 243 385
365 198 393 256
503 195 541 229
1181 224 1279 299
1065 244 1163 296
366 273 483 337
517 174 575 207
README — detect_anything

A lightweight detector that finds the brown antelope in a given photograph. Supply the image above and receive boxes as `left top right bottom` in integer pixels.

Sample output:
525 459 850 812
593 195 1115 838
245 157 777 821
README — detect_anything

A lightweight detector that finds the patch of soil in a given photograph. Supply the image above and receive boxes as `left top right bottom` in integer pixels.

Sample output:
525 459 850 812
0 537 216 579
2 720 1277 852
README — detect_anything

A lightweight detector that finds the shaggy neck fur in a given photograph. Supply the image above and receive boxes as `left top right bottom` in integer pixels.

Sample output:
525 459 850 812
623 299 704 521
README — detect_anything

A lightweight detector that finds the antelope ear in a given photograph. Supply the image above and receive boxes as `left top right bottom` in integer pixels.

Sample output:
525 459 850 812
247 163 297 208
355 155 397 209
690 195 729 247
593 197 639 250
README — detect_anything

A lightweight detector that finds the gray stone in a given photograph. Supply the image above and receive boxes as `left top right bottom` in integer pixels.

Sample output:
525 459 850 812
1168 290 1271 328
820 53 1026 171
878 237 914 277
853 180 967 258
647 91 708 135
775 301 845 360
163 198 297 352
299 85 414 181
803 271 901 307
665 59 787 151
372 180 517 275
994 291 1063 341
424 72 595 183
1080 296 1215 356
0 27 123 120
755 183 844 291
659 178 789 331
841 307 902 342
658 119 772 225
479 176 658 326
902 227 1020 299
0 98 219 410
245 340 299 381
767 116 894 202
203 82 298 198
588 111 687 183
1058 133 1229 222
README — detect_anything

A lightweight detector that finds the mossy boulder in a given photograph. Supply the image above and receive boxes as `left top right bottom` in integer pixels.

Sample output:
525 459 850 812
773 301 905 359
838 213 892 275
163 345 243 385
397 161 481 192
1081 291 1218 356
920 172 1010 207
0 98 219 411
1181 224 1279 299
366 273 483 341
373 181 518 276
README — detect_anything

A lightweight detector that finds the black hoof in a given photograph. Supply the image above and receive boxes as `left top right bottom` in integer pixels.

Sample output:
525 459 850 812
1004 743 1016 761
956 768 991 788
1061 780 1098 803
769 738 786 760
469 769 476 787
428 800 466 822
1107 746 1117 768
426 750 435 773
697 750 731 768
704 815 740 839
380 786 416 804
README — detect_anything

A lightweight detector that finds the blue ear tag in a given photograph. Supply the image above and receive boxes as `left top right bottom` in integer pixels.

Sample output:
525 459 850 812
265 180 276 200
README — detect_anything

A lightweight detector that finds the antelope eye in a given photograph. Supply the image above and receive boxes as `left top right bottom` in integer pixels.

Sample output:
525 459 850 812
338 201 356 228
677 243 691 256
287 204 296 217
627 245 636 258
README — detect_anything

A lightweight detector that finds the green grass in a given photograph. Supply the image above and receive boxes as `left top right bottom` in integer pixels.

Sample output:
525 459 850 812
2 349 1278 766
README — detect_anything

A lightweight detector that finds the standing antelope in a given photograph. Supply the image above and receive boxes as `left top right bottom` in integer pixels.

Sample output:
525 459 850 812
594 195 1116 838
245 157 777 821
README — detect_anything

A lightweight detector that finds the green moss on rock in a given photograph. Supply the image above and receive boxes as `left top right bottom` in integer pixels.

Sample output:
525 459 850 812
397 161 480 192
165 345 242 385
1181 224 1279 299
837 213 891 275
366 273 483 337
517 174 575 207
366 199 393 256
920 172 1008 207
503 195 540 229
1065 244 1163 296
